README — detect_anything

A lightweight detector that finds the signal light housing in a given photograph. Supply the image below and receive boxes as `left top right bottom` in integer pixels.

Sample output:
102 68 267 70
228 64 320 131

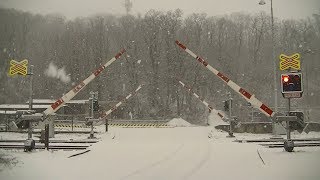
281 72 303 93
93 99 99 111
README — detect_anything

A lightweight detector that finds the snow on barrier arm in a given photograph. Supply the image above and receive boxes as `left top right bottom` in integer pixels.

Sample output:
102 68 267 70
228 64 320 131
178 80 225 120
99 85 143 120
175 40 275 117
42 49 126 118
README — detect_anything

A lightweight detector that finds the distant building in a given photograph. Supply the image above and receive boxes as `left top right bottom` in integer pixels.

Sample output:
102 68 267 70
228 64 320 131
0 98 130 122
0 99 88 117
25 99 88 115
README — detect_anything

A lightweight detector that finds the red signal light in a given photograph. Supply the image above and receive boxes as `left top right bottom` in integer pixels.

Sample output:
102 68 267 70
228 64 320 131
283 75 289 82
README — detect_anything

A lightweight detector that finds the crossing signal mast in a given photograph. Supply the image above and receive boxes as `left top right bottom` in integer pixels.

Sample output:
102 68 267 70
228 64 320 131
278 53 304 152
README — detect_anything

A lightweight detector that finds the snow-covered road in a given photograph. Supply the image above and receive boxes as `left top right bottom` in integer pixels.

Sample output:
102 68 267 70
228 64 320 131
1 126 320 180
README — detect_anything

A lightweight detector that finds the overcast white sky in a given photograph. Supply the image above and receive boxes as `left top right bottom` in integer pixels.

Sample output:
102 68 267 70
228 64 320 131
0 0 319 19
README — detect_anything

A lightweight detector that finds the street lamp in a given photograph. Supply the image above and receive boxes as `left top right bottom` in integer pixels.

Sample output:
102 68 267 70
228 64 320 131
258 0 266 5
259 0 277 135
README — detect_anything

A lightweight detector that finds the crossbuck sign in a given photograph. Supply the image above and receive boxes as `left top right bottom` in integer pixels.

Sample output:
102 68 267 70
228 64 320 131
279 53 301 71
9 59 28 76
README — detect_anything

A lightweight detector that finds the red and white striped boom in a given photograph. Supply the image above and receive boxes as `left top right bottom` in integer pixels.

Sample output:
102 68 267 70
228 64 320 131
43 49 126 118
99 85 143 120
175 40 275 117
178 81 225 120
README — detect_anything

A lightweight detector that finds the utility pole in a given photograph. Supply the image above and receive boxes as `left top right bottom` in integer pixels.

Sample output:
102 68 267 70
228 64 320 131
27 65 34 139
105 118 108 132
270 0 278 137
258 0 279 137
89 91 98 139
227 92 235 138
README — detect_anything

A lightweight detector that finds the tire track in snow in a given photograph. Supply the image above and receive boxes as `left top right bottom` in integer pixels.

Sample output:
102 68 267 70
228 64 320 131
120 143 185 180
180 138 211 180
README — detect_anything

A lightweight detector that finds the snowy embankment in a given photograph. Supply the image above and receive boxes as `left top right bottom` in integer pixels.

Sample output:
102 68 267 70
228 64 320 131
166 114 227 127
166 118 193 127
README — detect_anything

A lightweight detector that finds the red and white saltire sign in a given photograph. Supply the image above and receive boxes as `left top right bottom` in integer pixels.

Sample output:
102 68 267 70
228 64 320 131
178 81 225 120
43 49 126 117
175 40 274 117
99 85 143 120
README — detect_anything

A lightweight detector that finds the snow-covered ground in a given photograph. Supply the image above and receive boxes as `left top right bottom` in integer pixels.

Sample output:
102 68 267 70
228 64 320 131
0 119 320 180
207 111 228 126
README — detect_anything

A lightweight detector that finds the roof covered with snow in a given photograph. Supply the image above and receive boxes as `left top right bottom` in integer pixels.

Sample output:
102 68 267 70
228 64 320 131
0 110 17 114
26 99 88 104
0 104 50 109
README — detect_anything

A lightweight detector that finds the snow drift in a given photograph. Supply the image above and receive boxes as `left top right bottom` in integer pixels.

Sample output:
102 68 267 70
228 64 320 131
167 118 193 127
207 110 229 127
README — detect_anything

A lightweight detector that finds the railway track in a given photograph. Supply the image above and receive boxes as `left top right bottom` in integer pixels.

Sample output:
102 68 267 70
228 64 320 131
0 139 98 143
0 130 98 134
235 138 320 143
260 142 320 148
235 137 320 148
0 144 89 150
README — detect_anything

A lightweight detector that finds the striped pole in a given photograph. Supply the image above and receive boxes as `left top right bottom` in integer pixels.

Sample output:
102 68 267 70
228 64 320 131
175 40 275 117
99 85 143 120
178 80 225 120
43 49 126 118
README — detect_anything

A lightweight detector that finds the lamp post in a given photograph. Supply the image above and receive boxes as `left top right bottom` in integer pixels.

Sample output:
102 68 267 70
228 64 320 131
259 0 277 135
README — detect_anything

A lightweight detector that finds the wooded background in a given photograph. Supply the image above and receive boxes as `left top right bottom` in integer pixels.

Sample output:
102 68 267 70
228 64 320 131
0 8 319 123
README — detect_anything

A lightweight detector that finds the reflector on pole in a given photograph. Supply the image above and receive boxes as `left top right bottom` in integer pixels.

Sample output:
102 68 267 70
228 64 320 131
178 80 225 120
43 49 126 118
175 40 275 117
99 85 143 120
